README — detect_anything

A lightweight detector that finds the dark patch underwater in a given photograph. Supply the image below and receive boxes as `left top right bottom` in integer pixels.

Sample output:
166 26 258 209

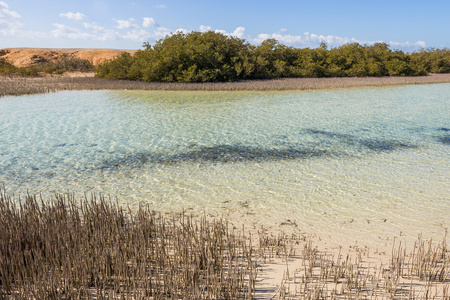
304 129 417 152
437 135 450 145
99 145 331 170
98 129 420 171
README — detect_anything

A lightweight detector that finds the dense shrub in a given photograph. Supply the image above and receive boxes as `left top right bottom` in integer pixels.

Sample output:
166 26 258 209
0 59 40 76
98 31 255 82
0 58 19 75
410 48 450 73
39 57 94 74
96 31 440 82
0 57 94 76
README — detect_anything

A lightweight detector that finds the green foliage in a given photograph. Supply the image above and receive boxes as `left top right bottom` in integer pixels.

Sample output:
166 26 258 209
0 57 94 76
0 58 18 75
94 31 449 82
39 57 94 74
410 48 450 74
96 52 135 79
252 39 298 78
15 65 39 76
0 58 39 76
139 31 254 82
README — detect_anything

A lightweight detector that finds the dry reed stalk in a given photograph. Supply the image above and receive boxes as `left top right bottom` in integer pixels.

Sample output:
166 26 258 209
1 189 287 299
2 74 450 97
274 232 449 299
1 188 448 299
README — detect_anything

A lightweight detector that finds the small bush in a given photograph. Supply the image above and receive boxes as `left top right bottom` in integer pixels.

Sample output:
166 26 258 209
0 58 18 75
0 57 94 76
15 66 39 76
39 57 94 74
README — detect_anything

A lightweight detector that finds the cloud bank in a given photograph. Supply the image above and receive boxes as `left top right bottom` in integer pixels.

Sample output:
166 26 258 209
59 12 87 21
0 1 22 36
1 1 46 39
253 31 426 49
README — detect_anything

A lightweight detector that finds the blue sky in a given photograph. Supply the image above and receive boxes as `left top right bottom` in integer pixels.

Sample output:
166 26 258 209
1 0 449 51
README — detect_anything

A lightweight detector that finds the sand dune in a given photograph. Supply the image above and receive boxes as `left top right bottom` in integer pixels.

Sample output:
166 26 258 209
0 48 137 67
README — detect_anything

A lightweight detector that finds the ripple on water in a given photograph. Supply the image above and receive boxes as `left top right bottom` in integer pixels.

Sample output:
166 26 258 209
0 86 449 249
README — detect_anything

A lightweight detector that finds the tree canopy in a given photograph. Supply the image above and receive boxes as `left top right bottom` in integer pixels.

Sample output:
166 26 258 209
94 31 450 82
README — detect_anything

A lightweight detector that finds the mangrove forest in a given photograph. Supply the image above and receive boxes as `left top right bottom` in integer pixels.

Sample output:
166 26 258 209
95 31 450 82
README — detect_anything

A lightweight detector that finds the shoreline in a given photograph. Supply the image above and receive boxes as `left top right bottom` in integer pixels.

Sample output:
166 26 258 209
1 190 448 299
2 73 450 97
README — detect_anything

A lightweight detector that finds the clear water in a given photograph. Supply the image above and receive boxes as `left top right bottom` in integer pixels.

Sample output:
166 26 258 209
1 85 449 248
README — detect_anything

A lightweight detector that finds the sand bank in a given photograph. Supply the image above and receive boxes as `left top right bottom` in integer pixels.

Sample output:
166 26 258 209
2 73 450 97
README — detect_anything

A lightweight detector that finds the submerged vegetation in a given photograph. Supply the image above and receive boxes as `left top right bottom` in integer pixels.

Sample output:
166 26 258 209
0 190 448 299
95 31 450 82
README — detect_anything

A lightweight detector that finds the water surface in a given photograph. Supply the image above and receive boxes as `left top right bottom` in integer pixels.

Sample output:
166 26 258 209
1 84 449 248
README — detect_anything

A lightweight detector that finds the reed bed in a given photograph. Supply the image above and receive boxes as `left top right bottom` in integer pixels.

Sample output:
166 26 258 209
2 74 450 97
1 189 448 299
0 191 268 299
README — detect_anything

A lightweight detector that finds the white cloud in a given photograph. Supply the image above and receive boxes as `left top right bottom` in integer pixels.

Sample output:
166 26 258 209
255 33 271 41
153 26 172 39
142 17 156 28
83 22 120 41
122 28 151 41
0 1 19 19
156 4 167 8
59 12 87 21
50 17 174 43
254 32 330 46
52 23 94 40
199 25 212 32
232 27 245 38
389 40 426 49
251 31 425 50
52 22 121 41
0 1 22 36
49 19 427 50
115 18 138 29
175 28 188 34
198 26 247 39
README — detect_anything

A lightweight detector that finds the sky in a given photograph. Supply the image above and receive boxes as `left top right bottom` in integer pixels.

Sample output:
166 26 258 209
1 0 449 52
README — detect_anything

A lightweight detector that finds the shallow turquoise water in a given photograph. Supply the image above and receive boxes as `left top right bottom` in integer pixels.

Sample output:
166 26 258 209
1 84 449 247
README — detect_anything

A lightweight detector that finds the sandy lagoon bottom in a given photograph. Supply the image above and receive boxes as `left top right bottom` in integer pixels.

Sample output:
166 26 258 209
0 84 449 252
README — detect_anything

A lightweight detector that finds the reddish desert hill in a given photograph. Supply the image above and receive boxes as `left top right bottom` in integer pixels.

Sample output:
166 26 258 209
0 48 137 67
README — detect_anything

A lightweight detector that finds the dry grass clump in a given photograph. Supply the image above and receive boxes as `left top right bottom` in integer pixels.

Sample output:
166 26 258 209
2 73 450 97
0 190 270 299
274 236 449 299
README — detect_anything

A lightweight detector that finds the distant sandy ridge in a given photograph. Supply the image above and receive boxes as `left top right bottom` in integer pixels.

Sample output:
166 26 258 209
0 48 137 67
